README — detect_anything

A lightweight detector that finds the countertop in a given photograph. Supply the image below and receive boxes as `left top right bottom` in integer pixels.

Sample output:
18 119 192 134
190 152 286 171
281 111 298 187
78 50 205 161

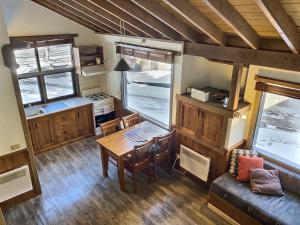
25 97 92 120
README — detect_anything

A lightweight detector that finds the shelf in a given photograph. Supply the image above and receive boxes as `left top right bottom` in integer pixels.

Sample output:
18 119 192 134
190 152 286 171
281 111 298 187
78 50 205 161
176 94 251 118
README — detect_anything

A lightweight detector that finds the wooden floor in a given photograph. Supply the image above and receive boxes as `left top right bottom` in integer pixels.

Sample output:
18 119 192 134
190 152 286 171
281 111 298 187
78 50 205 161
3 137 229 225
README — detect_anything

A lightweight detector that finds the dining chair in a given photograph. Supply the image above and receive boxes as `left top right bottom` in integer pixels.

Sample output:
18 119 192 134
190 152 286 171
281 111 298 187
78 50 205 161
100 118 121 136
152 130 176 181
122 113 140 129
124 139 154 192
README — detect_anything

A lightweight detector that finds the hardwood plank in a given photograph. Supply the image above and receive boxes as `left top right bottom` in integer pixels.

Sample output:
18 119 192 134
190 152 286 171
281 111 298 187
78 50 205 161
255 0 300 53
205 0 260 49
184 42 300 72
228 63 244 111
89 0 163 39
73 0 145 37
131 0 202 42
3 137 230 225
162 0 225 45
106 0 182 40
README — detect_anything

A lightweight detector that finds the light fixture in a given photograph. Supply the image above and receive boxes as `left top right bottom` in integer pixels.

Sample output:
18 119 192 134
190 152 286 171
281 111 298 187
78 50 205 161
114 20 131 72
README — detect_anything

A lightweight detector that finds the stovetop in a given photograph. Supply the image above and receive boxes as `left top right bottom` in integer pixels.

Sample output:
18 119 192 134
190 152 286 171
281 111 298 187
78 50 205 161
84 93 112 102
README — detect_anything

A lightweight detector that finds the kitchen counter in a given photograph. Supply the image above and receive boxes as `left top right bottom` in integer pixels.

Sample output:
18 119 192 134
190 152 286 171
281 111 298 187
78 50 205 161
25 97 92 120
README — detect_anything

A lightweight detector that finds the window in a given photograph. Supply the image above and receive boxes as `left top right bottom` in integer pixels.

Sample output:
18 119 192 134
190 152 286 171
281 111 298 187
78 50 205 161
14 43 75 105
253 92 300 168
124 56 173 128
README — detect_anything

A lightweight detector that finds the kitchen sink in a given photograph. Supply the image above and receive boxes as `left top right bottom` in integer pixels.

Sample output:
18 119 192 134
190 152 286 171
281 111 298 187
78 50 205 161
25 107 45 117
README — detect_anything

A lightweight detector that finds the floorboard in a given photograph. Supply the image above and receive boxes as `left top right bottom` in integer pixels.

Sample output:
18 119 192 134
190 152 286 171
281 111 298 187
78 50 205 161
3 137 229 225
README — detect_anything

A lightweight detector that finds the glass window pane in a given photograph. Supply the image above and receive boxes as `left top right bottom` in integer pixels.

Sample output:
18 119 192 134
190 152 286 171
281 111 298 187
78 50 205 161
45 72 74 99
254 93 300 167
38 44 73 71
18 77 41 104
14 48 38 75
125 56 172 127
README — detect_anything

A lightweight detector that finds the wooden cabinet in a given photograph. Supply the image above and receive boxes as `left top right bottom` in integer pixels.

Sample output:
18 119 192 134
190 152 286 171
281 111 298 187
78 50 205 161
178 102 224 148
76 107 93 136
53 111 78 143
28 104 94 154
176 94 250 183
28 117 55 153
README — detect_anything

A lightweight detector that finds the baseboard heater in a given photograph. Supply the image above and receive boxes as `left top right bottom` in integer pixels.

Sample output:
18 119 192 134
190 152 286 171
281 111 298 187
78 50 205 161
180 145 211 182
0 166 33 202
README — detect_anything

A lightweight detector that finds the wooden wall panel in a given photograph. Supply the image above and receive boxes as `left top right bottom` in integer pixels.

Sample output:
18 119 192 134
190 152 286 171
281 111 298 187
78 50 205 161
0 150 30 174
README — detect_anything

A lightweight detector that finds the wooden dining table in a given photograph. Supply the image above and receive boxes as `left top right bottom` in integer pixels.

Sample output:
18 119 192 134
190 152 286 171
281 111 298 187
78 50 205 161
96 121 168 191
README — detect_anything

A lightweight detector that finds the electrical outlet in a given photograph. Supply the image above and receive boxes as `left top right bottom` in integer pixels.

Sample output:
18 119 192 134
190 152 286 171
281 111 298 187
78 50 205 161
11 144 20 151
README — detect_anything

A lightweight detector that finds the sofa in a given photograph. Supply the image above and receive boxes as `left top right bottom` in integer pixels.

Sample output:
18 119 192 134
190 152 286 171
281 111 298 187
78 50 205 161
209 160 300 225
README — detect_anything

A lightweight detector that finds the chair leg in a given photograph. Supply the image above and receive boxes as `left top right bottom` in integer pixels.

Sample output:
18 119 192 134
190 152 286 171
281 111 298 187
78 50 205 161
167 154 173 174
147 166 152 184
153 161 158 182
132 172 137 193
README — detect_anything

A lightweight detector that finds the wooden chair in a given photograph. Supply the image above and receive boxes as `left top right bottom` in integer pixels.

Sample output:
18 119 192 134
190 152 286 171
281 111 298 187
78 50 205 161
100 118 121 136
152 130 176 180
124 139 154 192
122 113 140 129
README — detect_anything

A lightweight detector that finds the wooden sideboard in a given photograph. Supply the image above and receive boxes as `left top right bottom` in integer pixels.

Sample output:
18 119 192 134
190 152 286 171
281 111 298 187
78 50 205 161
176 94 250 183
27 104 94 154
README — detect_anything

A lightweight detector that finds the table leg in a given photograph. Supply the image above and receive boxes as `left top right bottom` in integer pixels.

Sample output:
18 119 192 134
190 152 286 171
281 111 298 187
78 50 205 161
117 158 126 191
100 146 109 177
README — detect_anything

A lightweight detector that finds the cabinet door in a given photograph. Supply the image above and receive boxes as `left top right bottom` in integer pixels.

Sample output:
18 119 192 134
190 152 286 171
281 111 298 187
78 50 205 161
53 111 78 144
76 106 93 136
179 103 202 136
27 120 39 153
34 117 55 151
199 111 224 147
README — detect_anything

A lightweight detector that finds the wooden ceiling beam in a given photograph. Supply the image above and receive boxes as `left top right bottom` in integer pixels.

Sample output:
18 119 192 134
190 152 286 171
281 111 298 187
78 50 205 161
162 0 225 45
255 0 300 54
32 0 108 33
58 0 127 35
48 0 117 34
185 42 300 72
106 0 182 40
205 0 260 49
88 0 163 39
131 0 202 42
74 0 144 37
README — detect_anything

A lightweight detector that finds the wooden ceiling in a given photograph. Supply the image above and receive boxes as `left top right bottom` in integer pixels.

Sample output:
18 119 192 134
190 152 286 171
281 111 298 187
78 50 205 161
31 0 300 54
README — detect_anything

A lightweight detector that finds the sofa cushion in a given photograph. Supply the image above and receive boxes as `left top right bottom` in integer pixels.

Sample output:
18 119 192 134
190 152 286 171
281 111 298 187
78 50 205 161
250 168 284 196
210 173 300 225
229 149 257 177
236 156 264 182
264 161 300 196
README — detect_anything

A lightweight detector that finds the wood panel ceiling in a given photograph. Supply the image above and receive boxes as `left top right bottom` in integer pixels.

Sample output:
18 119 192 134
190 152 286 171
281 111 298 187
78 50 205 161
31 0 300 54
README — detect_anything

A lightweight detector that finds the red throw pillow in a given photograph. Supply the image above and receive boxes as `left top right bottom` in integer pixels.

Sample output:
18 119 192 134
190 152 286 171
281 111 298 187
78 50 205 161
236 155 264 182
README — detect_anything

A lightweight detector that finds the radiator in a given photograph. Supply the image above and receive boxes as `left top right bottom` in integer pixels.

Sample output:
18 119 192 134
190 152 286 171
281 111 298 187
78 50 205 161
0 166 33 202
180 145 211 182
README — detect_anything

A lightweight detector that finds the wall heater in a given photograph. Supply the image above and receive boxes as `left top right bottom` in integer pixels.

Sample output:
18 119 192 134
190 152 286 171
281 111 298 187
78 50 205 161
180 145 211 182
0 166 33 202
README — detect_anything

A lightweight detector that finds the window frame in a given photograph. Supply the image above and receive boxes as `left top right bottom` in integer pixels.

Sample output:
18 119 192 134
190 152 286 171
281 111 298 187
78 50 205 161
14 41 77 106
249 76 300 173
122 58 175 130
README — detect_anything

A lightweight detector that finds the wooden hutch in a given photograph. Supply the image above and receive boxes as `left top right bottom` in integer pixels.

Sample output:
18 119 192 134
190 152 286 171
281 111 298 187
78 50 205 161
175 63 251 184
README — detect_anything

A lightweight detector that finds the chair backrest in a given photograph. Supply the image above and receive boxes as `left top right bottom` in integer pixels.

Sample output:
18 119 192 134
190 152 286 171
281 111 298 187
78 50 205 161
132 139 154 166
100 118 121 136
122 113 140 129
154 130 176 155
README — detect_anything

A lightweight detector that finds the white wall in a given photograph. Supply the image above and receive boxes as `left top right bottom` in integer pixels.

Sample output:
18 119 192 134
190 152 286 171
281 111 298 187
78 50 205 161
0 0 98 46
0 0 100 92
96 34 184 124
0 3 26 156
